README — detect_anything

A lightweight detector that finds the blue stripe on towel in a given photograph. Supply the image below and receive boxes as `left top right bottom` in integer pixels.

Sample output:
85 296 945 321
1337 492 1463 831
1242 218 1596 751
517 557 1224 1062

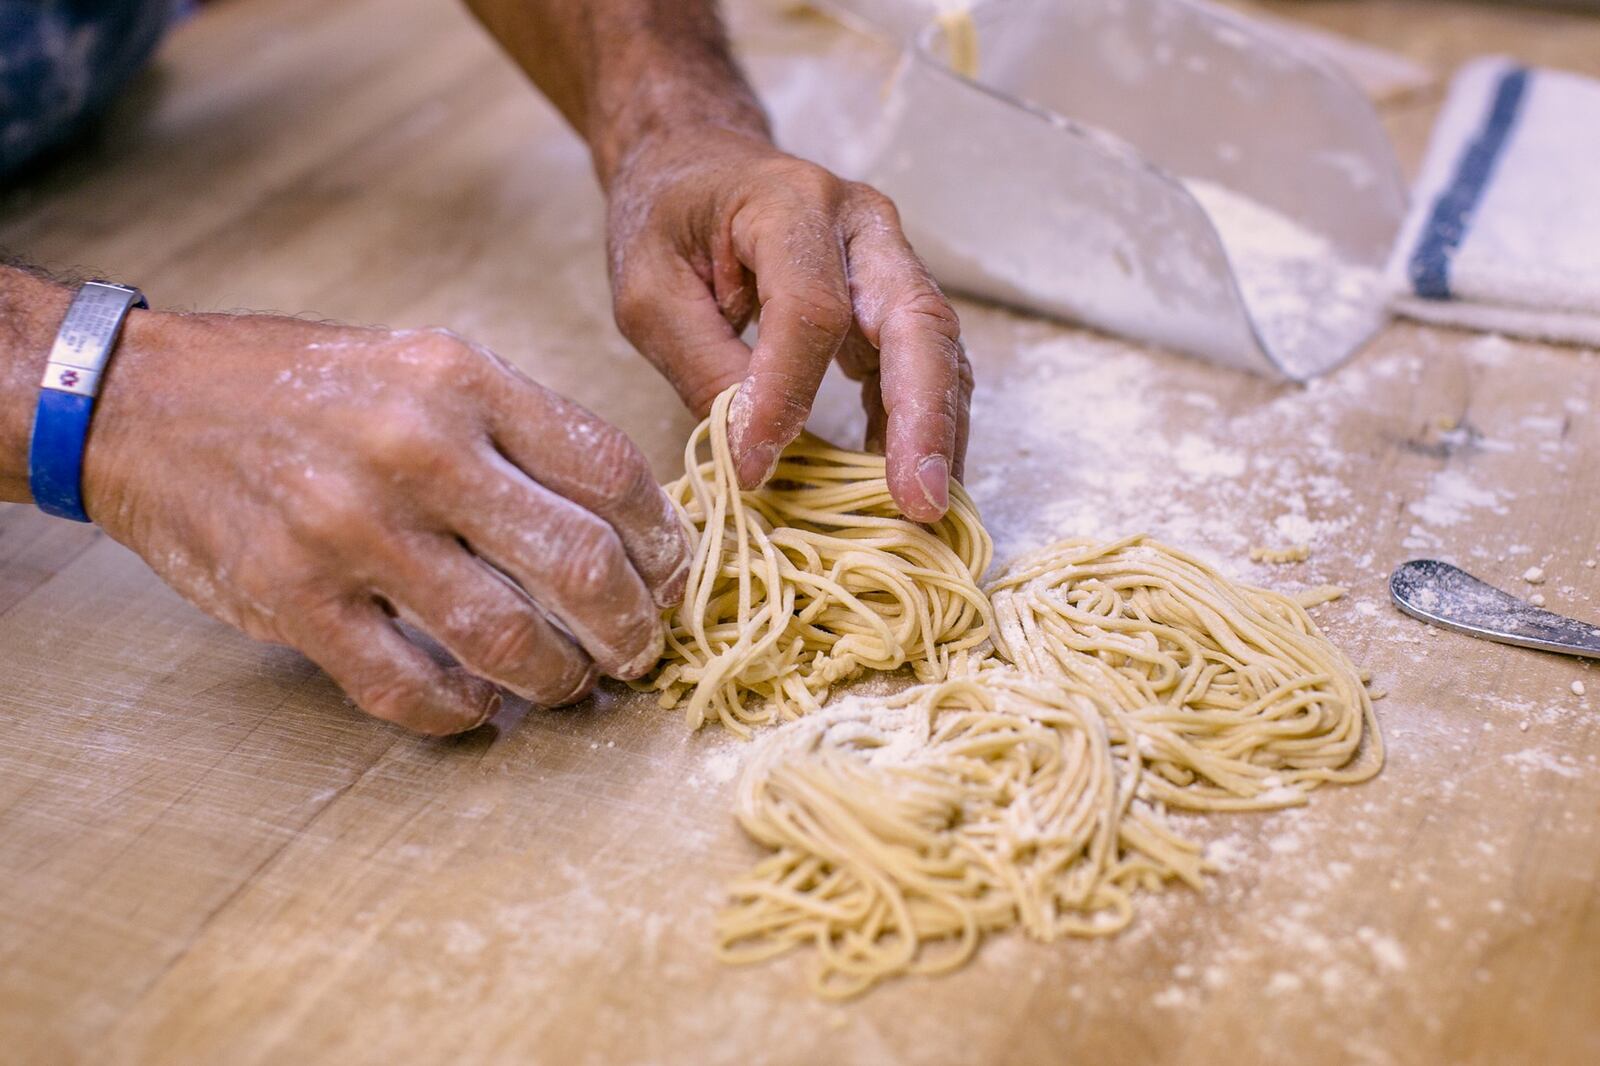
1409 66 1531 300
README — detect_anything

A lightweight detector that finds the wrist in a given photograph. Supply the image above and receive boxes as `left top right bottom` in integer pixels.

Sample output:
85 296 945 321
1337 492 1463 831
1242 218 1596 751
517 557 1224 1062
589 53 770 190
0 271 73 502
78 304 186 533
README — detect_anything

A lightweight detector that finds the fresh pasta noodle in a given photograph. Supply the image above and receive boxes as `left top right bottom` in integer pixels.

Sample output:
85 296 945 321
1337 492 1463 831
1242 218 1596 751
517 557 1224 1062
936 7 980 79
650 388 1382 996
632 386 993 735
986 535 1382 811
717 673 1208 999
714 531 1381 996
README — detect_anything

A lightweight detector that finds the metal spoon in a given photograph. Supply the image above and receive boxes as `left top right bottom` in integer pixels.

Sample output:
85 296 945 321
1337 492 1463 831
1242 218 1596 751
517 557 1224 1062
1390 560 1600 659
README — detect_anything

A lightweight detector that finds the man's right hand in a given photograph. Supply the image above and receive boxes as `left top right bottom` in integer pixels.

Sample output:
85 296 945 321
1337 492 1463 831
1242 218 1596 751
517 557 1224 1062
66 308 690 735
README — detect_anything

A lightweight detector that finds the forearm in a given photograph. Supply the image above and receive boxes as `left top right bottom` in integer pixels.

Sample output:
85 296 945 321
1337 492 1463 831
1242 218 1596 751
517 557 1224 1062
461 0 770 186
465 1 971 523
0 266 72 502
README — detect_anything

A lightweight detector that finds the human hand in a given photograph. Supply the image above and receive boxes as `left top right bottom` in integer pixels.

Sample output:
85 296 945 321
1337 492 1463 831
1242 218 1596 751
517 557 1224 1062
604 126 972 524
81 312 689 734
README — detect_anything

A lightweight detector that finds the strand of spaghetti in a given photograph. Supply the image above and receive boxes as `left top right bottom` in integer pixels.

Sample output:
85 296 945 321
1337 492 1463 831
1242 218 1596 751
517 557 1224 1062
718 536 1381 996
632 386 994 734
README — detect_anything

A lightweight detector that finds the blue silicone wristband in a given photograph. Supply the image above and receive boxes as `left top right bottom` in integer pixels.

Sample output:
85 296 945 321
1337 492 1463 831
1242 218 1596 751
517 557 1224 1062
27 281 147 523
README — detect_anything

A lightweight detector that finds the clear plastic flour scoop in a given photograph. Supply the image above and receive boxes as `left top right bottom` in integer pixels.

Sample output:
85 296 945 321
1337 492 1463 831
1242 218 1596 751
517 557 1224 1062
816 0 1409 381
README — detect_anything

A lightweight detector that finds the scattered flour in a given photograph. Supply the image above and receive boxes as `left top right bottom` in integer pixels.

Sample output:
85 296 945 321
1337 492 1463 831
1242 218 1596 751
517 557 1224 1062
1173 433 1248 479
1504 748 1586 780
1265 971 1306 995
1151 985 1189 1010
1408 469 1508 528
1356 927 1409 973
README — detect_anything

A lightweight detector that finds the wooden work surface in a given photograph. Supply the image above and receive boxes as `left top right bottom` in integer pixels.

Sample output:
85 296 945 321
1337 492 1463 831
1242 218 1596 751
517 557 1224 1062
2 1 1597 1063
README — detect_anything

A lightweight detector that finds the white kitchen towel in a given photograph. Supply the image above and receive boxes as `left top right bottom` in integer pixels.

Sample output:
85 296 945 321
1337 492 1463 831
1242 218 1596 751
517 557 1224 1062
1388 56 1600 347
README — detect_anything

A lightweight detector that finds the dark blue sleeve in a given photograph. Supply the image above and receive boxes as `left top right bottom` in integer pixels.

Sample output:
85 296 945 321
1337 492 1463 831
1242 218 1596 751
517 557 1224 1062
0 1 184 180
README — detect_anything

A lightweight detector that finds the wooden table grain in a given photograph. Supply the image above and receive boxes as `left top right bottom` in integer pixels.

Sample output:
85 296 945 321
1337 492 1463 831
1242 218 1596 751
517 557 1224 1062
2 1 1597 1063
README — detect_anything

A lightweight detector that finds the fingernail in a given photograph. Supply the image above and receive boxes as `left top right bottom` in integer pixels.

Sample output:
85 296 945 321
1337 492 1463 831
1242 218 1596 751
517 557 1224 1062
557 664 600 707
737 443 779 489
471 689 503 730
915 454 950 514
654 550 692 609
618 622 667 681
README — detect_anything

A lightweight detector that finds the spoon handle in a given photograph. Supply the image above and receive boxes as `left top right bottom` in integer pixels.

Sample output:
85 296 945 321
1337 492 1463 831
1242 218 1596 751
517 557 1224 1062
1390 560 1600 660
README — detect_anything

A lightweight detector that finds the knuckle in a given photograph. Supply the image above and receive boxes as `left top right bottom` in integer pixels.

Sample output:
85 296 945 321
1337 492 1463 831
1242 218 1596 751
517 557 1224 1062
889 290 962 343
585 430 656 511
748 168 842 230
554 515 628 599
785 161 844 206
402 328 481 387
358 415 456 477
847 182 901 226
290 478 371 547
611 278 654 342
787 285 854 342
470 613 550 682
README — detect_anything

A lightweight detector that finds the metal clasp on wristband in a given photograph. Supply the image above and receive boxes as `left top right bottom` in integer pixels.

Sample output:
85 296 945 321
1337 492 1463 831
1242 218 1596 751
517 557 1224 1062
27 280 148 523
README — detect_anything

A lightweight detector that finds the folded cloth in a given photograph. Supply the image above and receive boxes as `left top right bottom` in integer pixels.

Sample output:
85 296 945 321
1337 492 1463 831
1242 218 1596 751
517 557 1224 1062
1387 56 1600 347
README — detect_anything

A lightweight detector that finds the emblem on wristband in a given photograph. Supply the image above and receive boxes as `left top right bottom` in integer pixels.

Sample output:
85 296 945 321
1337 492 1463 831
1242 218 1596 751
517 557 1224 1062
41 363 101 395
28 281 148 522
43 282 145 397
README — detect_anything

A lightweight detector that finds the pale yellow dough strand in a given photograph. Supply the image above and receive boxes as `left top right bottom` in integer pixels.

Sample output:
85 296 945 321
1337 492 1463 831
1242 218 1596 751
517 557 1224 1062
717 673 1209 999
631 386 994 735
985 535 1382 812
936 8 980 79
656 389 1382 997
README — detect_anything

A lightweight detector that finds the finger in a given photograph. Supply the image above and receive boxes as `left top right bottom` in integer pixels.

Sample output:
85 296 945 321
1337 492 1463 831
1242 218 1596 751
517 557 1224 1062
727 197 854 490
479 365 691 608
834 321 880 382
843 187 966 522
835 322 888 455
950 343 973 483
288 598 500 736
451 452 664 680
376 536 597 708
613 246 752 418
712 259 759 336
700 222 760 336
860 369 888 456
